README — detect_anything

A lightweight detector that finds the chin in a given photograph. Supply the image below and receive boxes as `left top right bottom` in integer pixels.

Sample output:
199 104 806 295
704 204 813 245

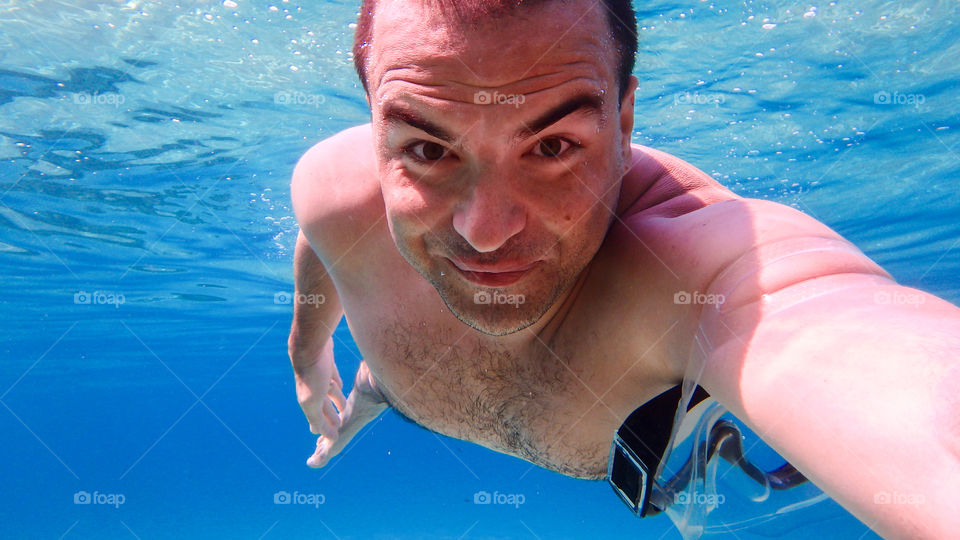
433 279 561 336
399 238 584 336
452 303 546 336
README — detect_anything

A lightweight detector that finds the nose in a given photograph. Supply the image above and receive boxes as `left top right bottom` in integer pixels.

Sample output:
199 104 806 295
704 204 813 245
452 175 526 253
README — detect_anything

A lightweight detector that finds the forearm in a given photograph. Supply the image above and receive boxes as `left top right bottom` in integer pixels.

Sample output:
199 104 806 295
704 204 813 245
701 281 960 539
288 229 344 373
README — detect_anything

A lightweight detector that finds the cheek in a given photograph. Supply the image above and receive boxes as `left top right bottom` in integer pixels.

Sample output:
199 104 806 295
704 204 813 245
544 163 617 221
381 165 429 214
537 156 619 249
381 177 422 239
382 175 452 251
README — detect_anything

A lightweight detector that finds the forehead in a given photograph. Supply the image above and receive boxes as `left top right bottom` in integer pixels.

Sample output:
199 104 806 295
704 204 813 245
366 0 617 98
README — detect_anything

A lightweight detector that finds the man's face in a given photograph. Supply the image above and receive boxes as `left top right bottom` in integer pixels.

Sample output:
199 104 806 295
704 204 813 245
368 0 636 336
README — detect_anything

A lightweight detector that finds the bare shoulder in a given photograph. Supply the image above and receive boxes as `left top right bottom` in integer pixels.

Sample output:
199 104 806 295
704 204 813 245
587 147 897 394
290 123 384 256
613 146 892 307
667 198 891 301
617 144 739 217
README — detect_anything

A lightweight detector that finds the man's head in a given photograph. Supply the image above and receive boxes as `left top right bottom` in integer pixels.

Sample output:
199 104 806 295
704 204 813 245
354 0 638 101
355 0 639 336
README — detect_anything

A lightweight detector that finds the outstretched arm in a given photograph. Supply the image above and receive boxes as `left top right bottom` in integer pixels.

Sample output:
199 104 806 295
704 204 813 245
694 202 960 539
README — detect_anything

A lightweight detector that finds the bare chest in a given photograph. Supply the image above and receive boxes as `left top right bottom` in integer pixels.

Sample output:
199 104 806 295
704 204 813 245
348 314 639 479
332 234 685 479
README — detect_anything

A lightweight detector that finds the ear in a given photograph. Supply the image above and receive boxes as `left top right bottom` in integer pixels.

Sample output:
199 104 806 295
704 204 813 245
618 75 638 173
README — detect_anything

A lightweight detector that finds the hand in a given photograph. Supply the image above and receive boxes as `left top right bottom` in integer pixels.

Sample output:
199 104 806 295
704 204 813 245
306 360 388 468
293 339 348 443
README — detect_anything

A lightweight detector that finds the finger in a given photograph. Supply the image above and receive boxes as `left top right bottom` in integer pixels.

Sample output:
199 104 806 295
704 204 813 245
300 403 323 435
330 367 343 389
330 382 348 413
305 400 326 435
311 404 338 439
305 407 320 435
322 399 342 433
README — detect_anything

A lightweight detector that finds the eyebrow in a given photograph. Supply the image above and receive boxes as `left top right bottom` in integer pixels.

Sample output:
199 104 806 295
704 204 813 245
381 92 605 145
513 93 605 141
382 105 456 143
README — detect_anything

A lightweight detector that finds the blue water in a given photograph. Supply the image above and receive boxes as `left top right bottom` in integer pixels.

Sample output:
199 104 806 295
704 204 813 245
1 1 957 538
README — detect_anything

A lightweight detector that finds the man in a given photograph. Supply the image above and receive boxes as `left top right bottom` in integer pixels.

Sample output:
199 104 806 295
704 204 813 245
286 0 960 537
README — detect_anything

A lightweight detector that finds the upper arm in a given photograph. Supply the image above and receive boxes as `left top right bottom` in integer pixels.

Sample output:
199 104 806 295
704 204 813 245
702 199 892 310
627 196 894 341
288 124 377 356
290 123 378 256
666 197 892 317
666 197 895 362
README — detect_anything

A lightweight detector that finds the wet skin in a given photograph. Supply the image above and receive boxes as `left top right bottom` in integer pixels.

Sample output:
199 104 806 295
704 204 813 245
289 1 960 537
292 0 868 476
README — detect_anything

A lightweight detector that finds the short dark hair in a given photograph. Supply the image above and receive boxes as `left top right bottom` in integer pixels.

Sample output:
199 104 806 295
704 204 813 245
352 0 637 100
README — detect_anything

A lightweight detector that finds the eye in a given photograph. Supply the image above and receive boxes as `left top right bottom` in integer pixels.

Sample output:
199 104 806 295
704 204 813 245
532 137 574 158
405 141 450 162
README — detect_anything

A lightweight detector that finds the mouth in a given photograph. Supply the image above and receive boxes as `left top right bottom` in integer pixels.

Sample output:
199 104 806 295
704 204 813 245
447 258 539 287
